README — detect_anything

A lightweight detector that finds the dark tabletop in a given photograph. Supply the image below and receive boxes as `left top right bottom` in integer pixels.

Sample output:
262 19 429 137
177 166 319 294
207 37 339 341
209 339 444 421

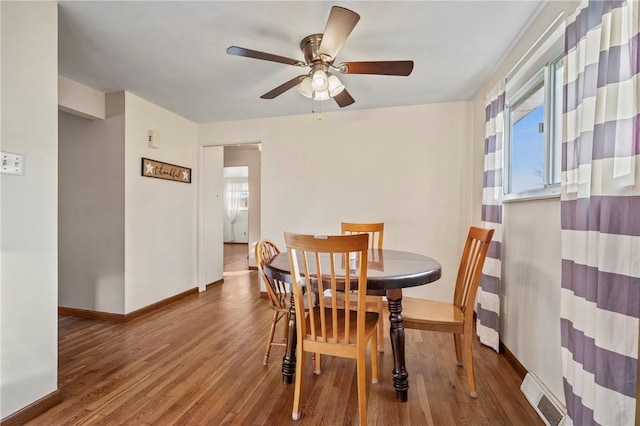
264 248 442 294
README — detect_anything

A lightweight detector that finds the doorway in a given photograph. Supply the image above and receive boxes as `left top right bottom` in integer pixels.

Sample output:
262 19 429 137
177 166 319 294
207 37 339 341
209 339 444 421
221 144 261 274
223 166 249 243
223 165 249 272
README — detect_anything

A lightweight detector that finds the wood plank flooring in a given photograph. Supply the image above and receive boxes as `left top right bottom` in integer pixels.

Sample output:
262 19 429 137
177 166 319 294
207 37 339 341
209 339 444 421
28 269 543 425
224 243 249 272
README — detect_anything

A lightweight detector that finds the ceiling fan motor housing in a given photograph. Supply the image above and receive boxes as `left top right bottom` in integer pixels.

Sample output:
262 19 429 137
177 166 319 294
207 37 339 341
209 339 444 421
300 34 332 66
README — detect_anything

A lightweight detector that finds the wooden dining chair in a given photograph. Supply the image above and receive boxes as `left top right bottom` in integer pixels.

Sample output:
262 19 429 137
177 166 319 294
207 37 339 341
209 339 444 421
341 222 385 352
284 232 378 425
255 239 289 366
402 226 494 398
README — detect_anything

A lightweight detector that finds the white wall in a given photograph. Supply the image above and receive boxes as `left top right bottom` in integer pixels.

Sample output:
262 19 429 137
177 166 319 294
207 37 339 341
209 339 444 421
224 145 261 266
0 0 59 418
58 92 125 313
472 0 580 404
124 92 198 313
200 102 474 302
58 76 105 120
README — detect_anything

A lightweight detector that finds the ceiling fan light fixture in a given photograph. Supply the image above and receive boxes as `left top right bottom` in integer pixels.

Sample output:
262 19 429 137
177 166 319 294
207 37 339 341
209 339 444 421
327 74 345 97
297 76 313 98
227 6 414 111
313 90 330 101
311 69 328 91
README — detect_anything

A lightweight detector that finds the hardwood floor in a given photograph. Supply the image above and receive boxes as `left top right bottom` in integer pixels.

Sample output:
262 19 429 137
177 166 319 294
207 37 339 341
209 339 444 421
224 243 249 272
29 270 543 425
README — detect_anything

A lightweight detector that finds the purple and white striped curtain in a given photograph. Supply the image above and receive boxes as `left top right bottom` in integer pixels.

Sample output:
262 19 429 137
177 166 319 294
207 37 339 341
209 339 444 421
478 81 505 353
561 1 639 424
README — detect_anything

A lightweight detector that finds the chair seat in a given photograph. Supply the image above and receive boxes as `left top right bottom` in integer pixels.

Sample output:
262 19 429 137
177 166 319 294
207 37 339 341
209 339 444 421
402 297 464 332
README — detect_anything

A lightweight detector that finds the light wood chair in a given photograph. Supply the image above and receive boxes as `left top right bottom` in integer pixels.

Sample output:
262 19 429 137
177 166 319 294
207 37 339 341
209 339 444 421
255 239 289 366
402 226 494 398
284 232 378 425
341 222 385 352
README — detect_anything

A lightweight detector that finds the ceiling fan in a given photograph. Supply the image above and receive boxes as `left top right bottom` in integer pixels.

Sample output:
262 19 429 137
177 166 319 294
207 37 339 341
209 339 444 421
226 6 414 108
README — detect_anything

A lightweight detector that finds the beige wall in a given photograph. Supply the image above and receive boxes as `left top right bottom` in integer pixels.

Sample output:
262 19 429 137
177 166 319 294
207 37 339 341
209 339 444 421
124 92 198 313
58 93 126 313
502 199 563 396
58 76 105 120
200 102 474 302
0 1 59 418
59 89 199 315
472 0 580 403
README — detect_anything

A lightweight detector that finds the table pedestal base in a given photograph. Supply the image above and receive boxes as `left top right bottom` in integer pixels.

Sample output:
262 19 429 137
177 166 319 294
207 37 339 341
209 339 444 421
282 293 296 384
388 289 408 402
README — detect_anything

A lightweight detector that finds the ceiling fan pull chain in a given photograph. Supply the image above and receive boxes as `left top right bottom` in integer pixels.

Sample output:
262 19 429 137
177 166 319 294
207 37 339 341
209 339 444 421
312 98 323 120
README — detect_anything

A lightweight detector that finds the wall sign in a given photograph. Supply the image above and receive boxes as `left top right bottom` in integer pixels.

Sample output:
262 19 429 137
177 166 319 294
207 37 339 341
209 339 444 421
141 158 191 183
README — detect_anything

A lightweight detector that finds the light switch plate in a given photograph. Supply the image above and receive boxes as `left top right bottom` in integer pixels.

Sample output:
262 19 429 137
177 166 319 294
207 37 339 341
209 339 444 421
1 151 25 175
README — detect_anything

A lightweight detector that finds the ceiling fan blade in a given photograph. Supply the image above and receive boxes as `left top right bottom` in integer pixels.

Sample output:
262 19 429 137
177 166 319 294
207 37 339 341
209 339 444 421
226 46 304 67
260 75 306 99
318 6 360 61
339 61 414 76
333 89 355 108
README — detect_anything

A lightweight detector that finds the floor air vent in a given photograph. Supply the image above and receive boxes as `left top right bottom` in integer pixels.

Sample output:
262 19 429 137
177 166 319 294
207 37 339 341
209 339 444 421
520 373 569 426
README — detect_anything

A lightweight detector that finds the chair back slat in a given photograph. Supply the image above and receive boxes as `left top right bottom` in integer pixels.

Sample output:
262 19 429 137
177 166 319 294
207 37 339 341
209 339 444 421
341 222 384 249
452 227 495 318
341 222 386 353
255 240 287 310
285 232 369 346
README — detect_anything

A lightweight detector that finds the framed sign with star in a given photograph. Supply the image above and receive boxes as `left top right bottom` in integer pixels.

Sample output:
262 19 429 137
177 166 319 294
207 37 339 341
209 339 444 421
141 158 191 184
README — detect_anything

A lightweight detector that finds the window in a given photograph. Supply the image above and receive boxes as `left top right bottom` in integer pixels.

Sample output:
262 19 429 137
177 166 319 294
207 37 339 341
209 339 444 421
505 56 563 198
239 184 249 210
504 20 564 199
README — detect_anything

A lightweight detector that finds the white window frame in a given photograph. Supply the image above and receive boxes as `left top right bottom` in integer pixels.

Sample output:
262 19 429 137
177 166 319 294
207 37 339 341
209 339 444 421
503 19 565 202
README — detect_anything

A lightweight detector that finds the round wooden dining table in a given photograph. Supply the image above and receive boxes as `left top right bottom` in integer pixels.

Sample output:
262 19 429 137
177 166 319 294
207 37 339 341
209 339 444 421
263 248 442 402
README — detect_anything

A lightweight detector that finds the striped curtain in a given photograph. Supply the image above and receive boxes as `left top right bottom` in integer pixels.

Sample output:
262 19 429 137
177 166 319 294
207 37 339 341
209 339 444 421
478 81 505 353
561 1 639 425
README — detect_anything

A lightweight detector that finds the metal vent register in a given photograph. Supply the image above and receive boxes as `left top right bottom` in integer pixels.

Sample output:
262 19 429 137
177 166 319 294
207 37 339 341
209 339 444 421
520 373 568 426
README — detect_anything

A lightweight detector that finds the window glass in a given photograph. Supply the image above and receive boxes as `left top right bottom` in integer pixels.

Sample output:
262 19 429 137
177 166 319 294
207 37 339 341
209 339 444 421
510 80 545 193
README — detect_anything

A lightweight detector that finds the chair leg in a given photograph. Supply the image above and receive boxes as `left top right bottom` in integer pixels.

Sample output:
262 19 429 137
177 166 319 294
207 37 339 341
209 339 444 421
313 353 321 375
463 332 477 398
377 297 384 352
453 334 463 367
263 310 279 365
357 346 368 426
292 346 306 421
371 331 379 384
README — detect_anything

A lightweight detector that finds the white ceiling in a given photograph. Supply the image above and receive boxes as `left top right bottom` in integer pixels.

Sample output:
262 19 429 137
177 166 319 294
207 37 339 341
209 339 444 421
57 1 545 123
